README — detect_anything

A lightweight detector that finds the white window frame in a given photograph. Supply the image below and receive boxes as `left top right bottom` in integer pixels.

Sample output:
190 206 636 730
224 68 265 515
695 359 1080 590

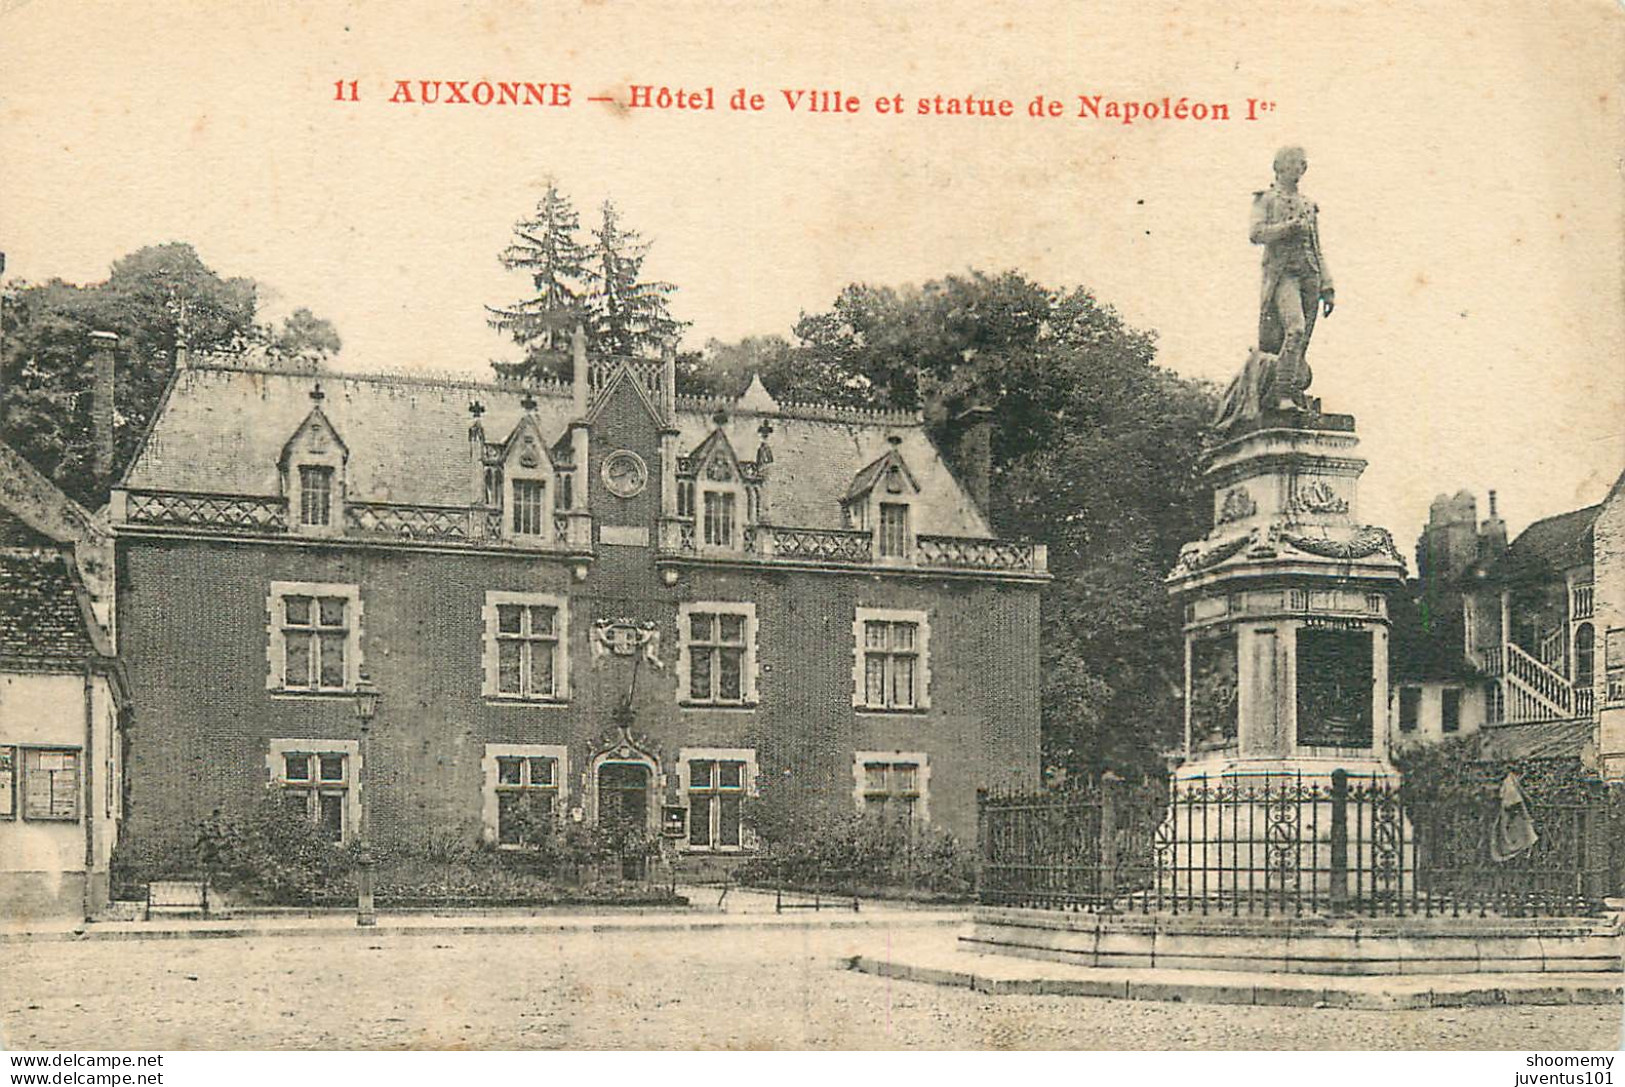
876 500 913 560
266 582 363 694
481 743 570 847
700 487 740 549
481 591 570 702
678 747 758 852
5 744 81 822
266 738 360 844
853 606 931 711
283 415 346 540
503 423 556 542
853 751 930 825
676 602 759 707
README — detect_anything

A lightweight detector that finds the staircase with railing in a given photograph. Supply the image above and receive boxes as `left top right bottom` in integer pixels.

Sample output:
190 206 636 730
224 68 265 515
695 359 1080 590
1501 641 1575 722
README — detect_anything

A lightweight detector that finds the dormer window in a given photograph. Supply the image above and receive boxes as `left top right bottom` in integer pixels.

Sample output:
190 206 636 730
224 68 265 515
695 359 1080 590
845 440 920 563
681 427 749 551
498 417 557 543
279 387 348 538
299 466 334 527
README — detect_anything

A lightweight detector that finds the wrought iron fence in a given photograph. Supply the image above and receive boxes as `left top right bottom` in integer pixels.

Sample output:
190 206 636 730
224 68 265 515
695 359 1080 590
979 772 1624 918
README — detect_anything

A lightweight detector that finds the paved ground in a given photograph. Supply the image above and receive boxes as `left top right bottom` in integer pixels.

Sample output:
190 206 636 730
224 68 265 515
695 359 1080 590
3 924 1620 1050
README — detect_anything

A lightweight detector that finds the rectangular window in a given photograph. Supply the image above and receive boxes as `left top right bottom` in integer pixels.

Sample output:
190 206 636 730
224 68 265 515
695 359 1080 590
863 620 920 709
280 592 351 690
687 758 747 850
495 754 559 846
483 592 569 701
17 748 81 821
878 502 909 558
859 759 922 823
684 608 751 704
703 490 736 547
1441 688 1462 734
512 479 547 535
298 465 333 526
1398 687 1421 733
1607 629 1625 706
558 472 573 511
0 745 13 818
496 603 560 698
677 478 695 519
275 751 349 844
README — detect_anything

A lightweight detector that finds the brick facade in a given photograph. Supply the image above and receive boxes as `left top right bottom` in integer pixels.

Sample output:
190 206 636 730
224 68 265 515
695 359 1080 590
111 355 1044 869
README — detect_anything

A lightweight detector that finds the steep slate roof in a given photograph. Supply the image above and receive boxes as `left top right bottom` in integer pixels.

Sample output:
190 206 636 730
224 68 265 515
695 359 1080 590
0 550 108 665
125 361 994 537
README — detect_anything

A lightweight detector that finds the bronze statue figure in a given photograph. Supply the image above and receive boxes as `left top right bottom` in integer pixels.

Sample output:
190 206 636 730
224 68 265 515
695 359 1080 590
1213 146 1336 434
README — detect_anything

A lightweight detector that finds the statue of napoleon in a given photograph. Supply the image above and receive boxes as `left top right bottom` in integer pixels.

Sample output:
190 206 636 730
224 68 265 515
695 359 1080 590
1213 146 1336 433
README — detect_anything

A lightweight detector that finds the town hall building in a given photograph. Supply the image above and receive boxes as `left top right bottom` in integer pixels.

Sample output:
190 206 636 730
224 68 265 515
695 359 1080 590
107 337 1045 873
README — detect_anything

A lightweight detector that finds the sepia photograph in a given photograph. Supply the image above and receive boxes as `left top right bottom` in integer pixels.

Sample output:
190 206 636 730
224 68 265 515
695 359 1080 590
0 0 1622 1067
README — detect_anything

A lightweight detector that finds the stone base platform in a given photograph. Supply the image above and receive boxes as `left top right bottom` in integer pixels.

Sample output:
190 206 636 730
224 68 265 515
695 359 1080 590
966 906 1623 975
850 944 1625 1010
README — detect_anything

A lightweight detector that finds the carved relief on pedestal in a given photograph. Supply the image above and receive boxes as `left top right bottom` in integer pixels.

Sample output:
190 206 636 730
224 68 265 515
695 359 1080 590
1189 629 1239 752
1217 486 1258 525
1288 478 1349 516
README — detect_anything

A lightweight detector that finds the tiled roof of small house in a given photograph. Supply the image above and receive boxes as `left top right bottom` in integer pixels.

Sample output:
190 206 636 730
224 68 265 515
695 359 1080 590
0 441 97 545
0 549 108 664
1485 503 1599 583
123 360 994 537
1477 717 1594 763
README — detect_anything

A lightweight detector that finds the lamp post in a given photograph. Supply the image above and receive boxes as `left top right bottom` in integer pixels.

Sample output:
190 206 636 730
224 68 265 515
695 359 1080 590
352 677 381 927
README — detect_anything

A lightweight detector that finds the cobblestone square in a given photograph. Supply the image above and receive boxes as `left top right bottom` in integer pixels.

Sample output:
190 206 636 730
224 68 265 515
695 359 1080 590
3 925 1619 1051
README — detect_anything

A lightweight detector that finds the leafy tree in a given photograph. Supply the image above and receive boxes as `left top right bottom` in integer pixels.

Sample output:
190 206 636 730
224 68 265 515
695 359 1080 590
586 199 684 358
487 179 591 382
0 243 335 505
700 271 1215 778
267 307 342 365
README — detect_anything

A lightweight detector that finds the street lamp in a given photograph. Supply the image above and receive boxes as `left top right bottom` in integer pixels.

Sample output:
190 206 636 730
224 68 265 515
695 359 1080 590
352 676 381 927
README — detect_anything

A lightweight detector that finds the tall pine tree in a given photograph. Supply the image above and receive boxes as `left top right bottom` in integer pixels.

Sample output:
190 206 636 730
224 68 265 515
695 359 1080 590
487 179 590 381
586 198 683 358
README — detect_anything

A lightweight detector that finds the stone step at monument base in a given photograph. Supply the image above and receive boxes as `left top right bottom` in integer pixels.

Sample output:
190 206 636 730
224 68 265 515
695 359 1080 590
965 906 1623 975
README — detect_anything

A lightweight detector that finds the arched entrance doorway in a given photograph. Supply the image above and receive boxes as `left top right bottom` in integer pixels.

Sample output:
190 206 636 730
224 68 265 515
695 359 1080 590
597 760 652 879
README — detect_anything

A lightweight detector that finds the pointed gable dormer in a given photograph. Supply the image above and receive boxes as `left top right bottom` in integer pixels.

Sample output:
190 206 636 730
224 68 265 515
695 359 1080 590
279 384 348 537
498 396 559 544
845 435 920 561
680 416 749 550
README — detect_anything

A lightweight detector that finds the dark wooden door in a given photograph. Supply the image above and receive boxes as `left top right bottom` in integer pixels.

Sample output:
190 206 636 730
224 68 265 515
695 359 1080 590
598 762 651 879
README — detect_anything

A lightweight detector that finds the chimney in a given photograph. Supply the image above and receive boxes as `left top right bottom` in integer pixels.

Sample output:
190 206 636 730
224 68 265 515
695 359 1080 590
89 331 118 478
661 340 677 421
1478 489 1508 560
571 323 589 415
950 405 994 517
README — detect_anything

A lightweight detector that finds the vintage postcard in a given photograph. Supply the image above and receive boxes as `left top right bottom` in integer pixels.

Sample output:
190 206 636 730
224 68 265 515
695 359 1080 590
0 0 1622 1064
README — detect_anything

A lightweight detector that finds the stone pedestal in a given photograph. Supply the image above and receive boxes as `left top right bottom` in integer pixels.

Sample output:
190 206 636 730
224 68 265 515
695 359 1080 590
1164 410 1408 898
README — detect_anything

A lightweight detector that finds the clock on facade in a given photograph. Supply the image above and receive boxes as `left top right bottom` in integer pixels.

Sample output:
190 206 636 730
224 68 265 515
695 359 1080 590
601 450 648 498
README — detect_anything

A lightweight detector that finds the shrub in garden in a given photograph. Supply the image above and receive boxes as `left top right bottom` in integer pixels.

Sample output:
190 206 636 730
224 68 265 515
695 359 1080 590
738 775 972 896
196 794 353 905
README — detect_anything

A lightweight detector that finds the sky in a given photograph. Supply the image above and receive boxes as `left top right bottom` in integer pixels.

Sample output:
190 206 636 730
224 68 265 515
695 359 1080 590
2 0 1621 552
